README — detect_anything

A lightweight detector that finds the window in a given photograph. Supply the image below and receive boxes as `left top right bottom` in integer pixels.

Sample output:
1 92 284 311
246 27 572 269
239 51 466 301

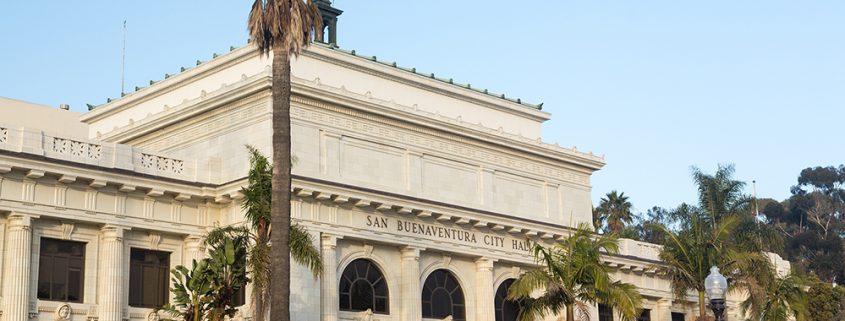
339 259 389 314
598 304 614 321
129 249 170 308
37 238 85 302
494 279 524 321
421 269 465 321
232 285 246 307
671 312 685 321
638 309 652 321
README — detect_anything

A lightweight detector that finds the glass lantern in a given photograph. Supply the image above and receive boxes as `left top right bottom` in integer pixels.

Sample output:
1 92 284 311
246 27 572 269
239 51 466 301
704 266 728 301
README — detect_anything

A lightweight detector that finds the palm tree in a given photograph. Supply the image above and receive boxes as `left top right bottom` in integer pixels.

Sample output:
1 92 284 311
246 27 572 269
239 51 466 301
247 2 322 321
740 271 807 321
241 146 321 321
508 223 642 321
595 191 634 235
655 165 771 321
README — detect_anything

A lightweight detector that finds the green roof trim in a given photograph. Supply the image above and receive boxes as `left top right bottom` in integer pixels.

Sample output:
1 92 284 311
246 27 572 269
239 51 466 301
315 42 543 110
90 41 543 111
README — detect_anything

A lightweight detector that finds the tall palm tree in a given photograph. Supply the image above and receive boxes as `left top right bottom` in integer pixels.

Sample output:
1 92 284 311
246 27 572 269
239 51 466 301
247 2 322 321
508 223 643 321
241 146 321 321
740 271 807 321
655 165 771 321
595 191 634 235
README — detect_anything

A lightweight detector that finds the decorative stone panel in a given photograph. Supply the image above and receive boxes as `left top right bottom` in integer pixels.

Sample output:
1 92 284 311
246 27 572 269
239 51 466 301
51 137 102 160
0 127 7 143
139 153 184 174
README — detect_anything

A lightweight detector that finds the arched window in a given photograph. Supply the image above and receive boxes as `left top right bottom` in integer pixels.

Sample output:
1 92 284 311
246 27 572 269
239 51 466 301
421 269 465 320
339 259 389 314
495 279 524 321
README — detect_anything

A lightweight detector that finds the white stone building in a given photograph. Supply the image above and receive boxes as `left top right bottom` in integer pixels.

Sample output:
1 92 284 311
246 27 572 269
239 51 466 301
0 5 789 321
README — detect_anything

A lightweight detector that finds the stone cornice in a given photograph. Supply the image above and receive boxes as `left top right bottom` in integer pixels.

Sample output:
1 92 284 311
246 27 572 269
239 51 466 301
301 45 551 122
89 70 603 174
81 44 549 125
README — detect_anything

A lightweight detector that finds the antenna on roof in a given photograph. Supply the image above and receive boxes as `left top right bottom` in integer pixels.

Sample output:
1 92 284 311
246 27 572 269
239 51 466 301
121 20 127 96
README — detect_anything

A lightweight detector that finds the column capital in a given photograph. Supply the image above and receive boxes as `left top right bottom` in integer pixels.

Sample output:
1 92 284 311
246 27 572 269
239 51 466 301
101 225 129 242
400 246 424 260
185 234 206 249
475 257 496 270
7 213 36 229
321 232 343 248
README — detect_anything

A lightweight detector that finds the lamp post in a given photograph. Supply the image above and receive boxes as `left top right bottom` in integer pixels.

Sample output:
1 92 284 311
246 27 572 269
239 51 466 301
704 266 728 321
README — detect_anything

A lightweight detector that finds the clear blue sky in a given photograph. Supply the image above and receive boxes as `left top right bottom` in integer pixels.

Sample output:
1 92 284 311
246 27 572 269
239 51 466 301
2 1 844 215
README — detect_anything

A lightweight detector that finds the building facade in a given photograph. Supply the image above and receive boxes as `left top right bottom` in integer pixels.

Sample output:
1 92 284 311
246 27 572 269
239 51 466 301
0 13 789 321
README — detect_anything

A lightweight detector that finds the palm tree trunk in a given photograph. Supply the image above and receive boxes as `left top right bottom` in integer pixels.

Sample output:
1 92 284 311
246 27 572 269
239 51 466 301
566 304 574 321
698 291 707 321
269 42 293 321
253 222 267 321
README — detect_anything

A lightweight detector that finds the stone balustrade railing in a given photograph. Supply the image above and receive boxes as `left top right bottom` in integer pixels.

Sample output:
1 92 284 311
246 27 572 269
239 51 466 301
0 125 207 182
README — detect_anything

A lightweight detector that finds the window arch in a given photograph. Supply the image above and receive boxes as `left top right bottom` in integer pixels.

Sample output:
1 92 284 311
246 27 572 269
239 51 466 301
339 259 389 314
495 279 524 321
421 269 465 320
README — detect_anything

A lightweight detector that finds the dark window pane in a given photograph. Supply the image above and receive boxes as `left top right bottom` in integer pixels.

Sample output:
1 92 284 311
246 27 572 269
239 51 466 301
422 270 465 320
671 312 685 321
638 309 652 321
37 238 85 302
599 304 614 321
431 288 452 317
129 248 170 308
496 279 523 321
338 259 389 314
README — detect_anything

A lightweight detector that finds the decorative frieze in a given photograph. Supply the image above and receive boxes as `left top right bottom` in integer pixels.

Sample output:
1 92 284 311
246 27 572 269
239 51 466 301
140 153 184 174
52 137 102 160
0 127 7 143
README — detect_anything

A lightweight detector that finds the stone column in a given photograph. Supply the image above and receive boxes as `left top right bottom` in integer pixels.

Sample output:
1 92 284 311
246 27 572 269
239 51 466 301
400 246 423 321
655 299 672 321
99 225 126 321
321 233 341 321
475 257 495 321
2 214 33 321
184 235 206 266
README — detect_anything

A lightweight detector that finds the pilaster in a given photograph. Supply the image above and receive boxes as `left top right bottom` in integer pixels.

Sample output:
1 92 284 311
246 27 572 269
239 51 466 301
2 214 34 321
400 246 423 321
474 257 496 321
321 233 342 321
99 225 127 321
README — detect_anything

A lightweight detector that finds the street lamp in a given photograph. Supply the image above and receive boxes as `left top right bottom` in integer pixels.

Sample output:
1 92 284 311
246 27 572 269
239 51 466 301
704 266 728 321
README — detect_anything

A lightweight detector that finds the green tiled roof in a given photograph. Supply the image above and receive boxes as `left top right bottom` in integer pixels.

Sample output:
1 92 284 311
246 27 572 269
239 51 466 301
89 42 543 111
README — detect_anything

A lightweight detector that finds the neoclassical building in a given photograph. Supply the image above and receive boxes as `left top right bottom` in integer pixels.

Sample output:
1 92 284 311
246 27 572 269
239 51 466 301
0 5 788 321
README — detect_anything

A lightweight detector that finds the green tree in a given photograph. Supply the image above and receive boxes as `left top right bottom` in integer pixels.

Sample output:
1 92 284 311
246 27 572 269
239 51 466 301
508 223 642 321
740 271 807 321
241 146 321 321
595 191 634 235
655 165 771 321
160 227 250 321
806 277 845 321
247 2 322 321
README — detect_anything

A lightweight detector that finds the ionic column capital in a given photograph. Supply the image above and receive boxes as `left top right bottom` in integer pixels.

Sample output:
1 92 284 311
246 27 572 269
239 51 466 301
321 232 343 249
7 213 35 230
475 257 496 270
101 225 128 242
400 246 424 260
